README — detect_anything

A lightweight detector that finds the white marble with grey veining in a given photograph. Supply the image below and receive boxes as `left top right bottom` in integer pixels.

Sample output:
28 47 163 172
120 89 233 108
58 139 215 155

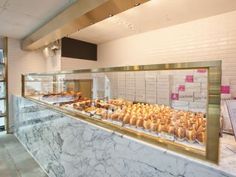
13 96 236 177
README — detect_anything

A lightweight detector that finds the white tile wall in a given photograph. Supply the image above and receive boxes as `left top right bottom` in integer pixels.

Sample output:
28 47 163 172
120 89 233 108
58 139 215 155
97 10 236 98
61 11 236 97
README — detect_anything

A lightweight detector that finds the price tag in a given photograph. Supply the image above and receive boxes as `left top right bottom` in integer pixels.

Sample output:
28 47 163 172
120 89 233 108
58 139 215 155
93 114 102 119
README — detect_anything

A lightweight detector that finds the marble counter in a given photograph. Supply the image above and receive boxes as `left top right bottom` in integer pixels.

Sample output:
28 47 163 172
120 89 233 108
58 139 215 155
13 96 236 177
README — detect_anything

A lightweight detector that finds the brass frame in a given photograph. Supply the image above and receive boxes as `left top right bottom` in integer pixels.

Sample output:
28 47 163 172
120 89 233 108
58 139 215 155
22 60 221 163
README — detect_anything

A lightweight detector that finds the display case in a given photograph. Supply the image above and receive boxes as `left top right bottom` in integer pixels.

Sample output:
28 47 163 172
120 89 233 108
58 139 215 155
22 60 221 163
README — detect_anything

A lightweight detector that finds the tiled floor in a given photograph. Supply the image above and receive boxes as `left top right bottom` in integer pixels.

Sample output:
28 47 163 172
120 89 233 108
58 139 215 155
0 132 48 177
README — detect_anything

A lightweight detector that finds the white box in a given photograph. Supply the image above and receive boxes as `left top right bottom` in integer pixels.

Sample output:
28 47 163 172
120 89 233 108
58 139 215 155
194 76 208 83
179 92 194 102
157 98 170 106
189 101 207 113
194 92 207 102
185 83 201 92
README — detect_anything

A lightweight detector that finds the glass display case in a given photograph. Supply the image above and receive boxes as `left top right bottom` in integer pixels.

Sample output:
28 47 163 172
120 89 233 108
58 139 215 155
22 60 221 163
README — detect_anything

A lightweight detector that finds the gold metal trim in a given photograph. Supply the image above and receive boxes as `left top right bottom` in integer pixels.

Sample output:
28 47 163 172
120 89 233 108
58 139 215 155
1 37 9 133
22 60 222 163
24 60 221 76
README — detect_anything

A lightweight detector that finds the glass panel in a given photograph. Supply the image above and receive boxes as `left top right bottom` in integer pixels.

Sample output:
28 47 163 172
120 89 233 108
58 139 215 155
0 100 6 115
0 82 6 98
0 117 4 127
0 49 3 63
0 65 4 80
24 68 208 152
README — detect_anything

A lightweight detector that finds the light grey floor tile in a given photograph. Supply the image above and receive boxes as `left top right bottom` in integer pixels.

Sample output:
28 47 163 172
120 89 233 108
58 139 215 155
0 133 47 177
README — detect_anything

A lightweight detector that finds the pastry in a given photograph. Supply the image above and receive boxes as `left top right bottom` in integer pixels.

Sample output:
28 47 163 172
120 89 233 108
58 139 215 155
157 122 166 133
143 119 151 130
130 115 137 126
186 127 197 143
150 121 158 132
111 113 119 120
136 117 144 128
118 113 125 121
175 125 185 141
167 124 175 135
123 114 131 124
197 130 206 145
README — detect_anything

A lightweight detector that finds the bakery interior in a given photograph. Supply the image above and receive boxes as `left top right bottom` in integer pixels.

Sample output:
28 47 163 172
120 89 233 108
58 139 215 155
1 0 236 177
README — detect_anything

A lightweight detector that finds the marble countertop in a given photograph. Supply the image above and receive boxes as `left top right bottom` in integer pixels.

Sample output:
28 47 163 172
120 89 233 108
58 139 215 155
108 127 236 176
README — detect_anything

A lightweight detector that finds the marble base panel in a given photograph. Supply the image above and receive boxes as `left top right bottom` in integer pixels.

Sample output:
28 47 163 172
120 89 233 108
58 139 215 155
13 96 236 177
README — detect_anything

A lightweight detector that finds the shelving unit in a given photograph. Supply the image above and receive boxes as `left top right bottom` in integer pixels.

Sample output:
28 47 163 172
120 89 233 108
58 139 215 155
0 37 8 132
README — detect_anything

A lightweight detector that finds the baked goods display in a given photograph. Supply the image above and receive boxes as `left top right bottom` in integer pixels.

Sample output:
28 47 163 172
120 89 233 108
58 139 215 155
39 90 207 146
41 91 83 104
61 97 207 146
106 103 206 145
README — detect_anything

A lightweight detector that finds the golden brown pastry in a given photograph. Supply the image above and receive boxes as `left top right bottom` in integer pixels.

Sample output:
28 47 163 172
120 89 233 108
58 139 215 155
157 122 166 133
123 114 131 124
143 119 151 130
197 130 206 144
136 117 144 128
118 113 125 121
150 121 158 132
175 125 185 140
130 116 137 126
186 127 197 143
111 113 119 120
167 124 175 135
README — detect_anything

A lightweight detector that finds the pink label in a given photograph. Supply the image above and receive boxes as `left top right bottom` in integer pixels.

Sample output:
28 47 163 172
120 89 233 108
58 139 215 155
171 93 179 100
221 86 230 94
197 69 207 73
185 75 194 83
178 85 185 92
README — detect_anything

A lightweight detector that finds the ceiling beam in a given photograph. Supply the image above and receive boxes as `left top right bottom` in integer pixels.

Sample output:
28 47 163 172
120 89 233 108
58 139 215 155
21 0 149 51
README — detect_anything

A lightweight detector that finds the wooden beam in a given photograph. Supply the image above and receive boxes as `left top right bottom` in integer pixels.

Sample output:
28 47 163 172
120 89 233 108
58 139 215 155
21 0 149 51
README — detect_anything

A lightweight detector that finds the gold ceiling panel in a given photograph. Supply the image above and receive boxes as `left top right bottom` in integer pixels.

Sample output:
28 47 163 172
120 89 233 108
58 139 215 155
21 0 149 51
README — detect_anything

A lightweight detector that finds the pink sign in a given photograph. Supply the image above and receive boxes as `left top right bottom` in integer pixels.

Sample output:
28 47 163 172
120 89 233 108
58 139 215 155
197 69 207 73
171 93 179 100
178 85 185 92
185 75 194 83
221 86 230 94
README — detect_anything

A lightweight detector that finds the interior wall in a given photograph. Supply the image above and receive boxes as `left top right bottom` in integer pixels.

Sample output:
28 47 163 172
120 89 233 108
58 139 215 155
8 38 46 132
97 10 236 97
61 57 98 70
43 48 61 72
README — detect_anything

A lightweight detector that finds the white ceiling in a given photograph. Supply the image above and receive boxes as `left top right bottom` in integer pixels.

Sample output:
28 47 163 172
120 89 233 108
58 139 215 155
0 0 77 39
70 0 236 44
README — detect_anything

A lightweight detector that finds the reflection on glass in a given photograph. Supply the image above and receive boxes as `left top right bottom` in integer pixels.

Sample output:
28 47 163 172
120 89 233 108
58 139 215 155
0 49 3 63
0 100 5 116
0 82 5 98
